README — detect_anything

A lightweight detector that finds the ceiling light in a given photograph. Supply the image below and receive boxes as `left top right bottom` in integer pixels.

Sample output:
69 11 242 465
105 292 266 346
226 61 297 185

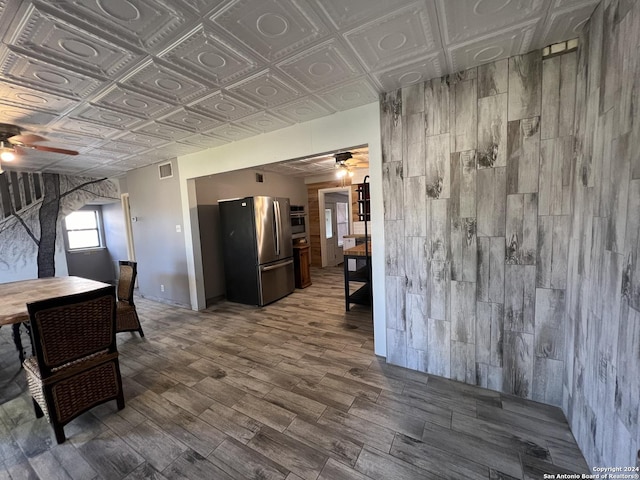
335 151 354 178
0 150 15 162
0 141 15 162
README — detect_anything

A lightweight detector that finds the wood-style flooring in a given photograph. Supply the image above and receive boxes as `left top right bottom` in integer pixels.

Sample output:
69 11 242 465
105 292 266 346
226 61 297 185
0 267 589 479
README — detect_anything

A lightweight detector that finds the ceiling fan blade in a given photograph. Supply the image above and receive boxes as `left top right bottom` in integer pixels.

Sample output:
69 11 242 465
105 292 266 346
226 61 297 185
8 133 47 145
27 144 79 155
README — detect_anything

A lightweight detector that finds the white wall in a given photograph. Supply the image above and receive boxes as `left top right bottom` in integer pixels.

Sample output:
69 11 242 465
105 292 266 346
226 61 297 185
177 102 386 357
127 160 191 307
102 200 129 278
196 168 308 206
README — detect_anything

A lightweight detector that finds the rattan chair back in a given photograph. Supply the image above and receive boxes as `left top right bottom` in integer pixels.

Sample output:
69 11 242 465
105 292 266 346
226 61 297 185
117 261 136 304
24 285 125 443
27 286 117 376
115 260 144 337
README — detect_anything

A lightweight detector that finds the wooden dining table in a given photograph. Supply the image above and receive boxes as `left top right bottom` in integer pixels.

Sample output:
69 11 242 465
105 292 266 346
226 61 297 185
0 276 112 363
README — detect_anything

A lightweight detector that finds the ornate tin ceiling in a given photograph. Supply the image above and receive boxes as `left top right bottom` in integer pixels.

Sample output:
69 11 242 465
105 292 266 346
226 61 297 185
0 0 597 177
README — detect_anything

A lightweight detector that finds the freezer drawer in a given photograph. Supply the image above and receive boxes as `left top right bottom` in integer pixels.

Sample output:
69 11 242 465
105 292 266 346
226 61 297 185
258 259 295 306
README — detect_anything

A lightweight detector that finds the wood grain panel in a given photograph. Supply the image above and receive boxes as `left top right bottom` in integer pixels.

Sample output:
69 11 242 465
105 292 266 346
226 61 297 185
477 167 506 237
478 93 508 168
504 265 536 334
383 162 403 221
534 288 565 361
405 114 426 178
502 331 534 399
384 219 404 277
532 357 563 406
453 76 478 153
451 217 464 282
541 55 561 140
405 236 427 294
506 193 537 265
478 59 508 99
476 301 492 365
424 77 450 136
459 150 477 218
387 328 407 367
407 293 427 350
404 176 426 236
488 237 505 304
402 82 424 115
429 198 449 262
537 216 553 288
477 237 490 302
606 132 630 254
380 90 403 163
624 180 640 310
451 280 476 344
551 216 570 289
425 134 450 199
428 260 449 322
506 117 540 194
508 52 541 121
451 340 475 384
426 317 451 377
385 275 406 332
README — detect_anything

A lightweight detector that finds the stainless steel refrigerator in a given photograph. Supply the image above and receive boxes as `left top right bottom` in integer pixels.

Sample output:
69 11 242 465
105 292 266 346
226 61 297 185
218 196 294 306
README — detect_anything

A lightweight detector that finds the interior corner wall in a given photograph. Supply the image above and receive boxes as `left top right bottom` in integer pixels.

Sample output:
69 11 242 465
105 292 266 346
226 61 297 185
381 48 577 400
380 0 639 468
102 200 128 278
564 0 639 468
126 160 191 307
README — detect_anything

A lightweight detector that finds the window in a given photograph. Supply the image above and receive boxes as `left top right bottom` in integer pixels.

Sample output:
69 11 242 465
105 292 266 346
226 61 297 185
325 208 333 238
64 210 102 250
336 202 349 247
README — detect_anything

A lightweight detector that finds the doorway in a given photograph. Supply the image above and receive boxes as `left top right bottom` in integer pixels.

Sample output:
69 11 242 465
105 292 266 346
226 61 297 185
318 187 351 268
121 193 136 262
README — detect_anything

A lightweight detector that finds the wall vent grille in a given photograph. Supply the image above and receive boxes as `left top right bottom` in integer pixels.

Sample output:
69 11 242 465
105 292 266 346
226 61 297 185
158 162 173 179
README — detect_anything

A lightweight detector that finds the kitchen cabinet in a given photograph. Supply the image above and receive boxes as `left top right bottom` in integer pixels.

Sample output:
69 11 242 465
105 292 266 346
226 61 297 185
293 245 312 289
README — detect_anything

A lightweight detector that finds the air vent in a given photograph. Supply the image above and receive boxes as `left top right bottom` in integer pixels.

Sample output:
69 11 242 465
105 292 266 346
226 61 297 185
255 172 264 183
158 162 173 179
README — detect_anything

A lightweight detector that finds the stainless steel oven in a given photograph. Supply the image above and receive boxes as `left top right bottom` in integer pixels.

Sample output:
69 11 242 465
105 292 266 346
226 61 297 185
290 205 306 237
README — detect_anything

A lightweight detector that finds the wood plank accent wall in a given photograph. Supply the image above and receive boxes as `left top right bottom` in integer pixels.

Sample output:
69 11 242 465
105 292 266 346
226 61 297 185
381 51 573 398
380 0 640 469
306 180 356 267
564 1 640 468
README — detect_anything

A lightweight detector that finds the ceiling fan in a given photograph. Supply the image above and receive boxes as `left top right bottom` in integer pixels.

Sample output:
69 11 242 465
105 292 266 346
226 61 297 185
334 150 368 178
0 123 79 172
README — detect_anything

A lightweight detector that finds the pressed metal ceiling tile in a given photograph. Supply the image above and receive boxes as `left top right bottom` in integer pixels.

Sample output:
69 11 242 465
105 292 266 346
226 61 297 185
209 0 329 62
0 0 598 176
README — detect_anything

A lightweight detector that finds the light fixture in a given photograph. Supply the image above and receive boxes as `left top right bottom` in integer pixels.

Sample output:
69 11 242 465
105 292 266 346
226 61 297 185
0 141 15 162
335 151 353 179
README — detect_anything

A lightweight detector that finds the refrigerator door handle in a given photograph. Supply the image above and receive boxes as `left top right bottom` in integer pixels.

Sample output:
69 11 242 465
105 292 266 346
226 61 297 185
261 259 293 272
274 200 281 256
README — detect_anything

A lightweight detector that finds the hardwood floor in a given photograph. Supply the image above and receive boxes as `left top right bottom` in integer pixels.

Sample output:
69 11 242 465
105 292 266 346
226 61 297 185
0 267 589 479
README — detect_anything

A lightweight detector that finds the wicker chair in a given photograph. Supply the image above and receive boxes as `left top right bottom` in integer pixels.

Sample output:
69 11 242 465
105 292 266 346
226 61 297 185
116 261 144 337
23 285 125 444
